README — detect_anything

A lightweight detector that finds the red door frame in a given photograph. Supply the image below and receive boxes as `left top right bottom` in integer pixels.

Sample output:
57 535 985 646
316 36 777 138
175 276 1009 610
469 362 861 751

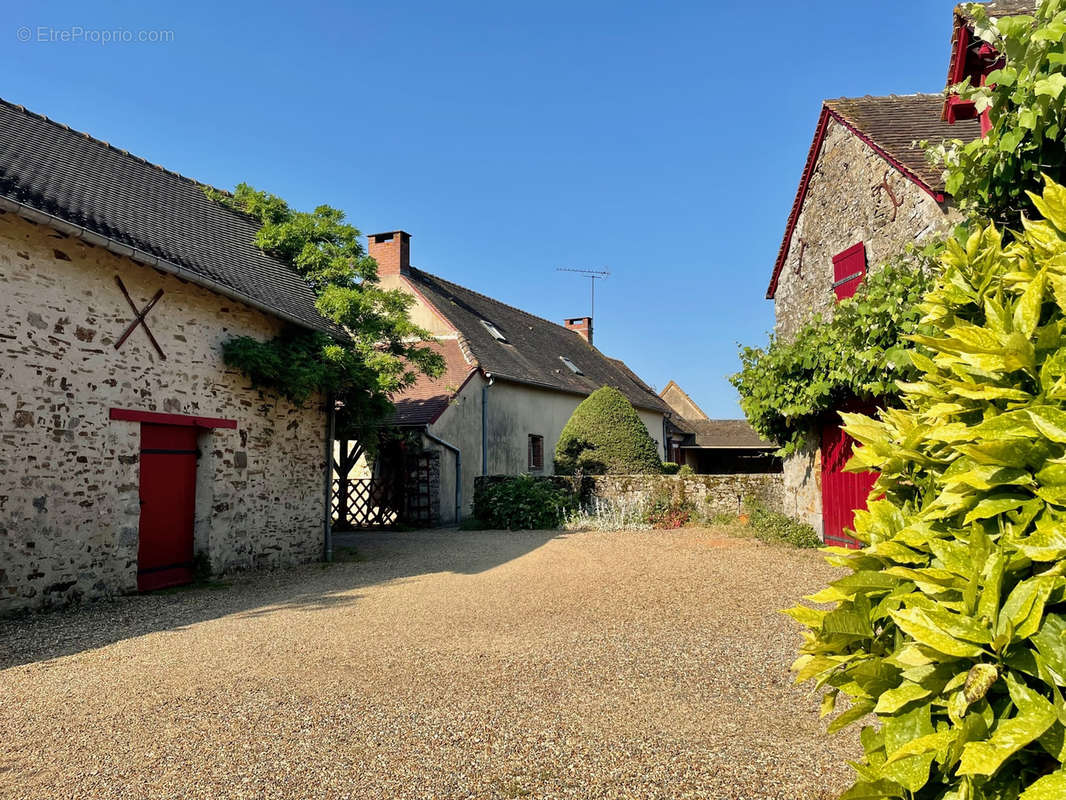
110 408 235 591
820 405 879 549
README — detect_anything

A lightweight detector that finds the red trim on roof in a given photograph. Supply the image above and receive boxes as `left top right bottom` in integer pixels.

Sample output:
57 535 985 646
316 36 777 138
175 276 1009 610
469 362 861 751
109 407 237 429
766 107 945 300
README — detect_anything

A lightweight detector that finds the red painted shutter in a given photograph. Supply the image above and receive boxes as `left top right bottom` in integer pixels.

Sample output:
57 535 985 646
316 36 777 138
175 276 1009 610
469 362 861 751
832 243 866 300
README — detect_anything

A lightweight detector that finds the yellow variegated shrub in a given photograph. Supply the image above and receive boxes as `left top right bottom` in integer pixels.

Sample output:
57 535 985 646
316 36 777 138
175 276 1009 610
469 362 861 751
789 179 1066 800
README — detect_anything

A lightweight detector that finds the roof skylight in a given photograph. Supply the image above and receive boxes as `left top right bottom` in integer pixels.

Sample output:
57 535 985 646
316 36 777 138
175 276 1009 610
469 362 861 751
480 319 508 343
559 356 583 375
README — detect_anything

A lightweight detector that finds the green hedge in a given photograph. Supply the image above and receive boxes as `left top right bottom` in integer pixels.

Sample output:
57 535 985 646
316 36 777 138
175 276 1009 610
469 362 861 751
471 475 578 530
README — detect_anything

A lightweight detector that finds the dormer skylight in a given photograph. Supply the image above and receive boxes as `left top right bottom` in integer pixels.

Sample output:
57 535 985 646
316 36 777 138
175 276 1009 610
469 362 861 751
481 319 508 343
559 356 583 375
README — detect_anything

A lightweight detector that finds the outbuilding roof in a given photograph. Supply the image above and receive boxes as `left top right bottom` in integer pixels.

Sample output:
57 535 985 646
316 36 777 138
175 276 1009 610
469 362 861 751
680 419 776 450
0 98 336 334
400 266 670 415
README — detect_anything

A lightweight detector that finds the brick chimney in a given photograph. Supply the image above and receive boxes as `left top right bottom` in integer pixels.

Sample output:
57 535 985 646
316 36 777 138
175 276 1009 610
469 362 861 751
367 230 411 276
564 316 593 345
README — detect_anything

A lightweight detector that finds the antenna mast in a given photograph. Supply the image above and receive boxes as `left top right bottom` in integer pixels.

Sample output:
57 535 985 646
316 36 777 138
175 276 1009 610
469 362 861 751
556 267 610 319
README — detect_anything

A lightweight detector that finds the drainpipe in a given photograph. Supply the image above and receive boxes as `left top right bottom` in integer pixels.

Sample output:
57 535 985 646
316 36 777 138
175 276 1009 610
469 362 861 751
481 373 494 475
424 428 462 524
323 394 336 563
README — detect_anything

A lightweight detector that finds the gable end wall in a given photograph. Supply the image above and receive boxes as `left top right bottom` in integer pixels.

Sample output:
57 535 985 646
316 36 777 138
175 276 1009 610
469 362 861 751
771 119 960 534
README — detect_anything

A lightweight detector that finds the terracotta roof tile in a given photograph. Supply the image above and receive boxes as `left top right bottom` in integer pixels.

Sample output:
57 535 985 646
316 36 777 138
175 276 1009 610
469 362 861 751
389 338 476 427
824 94 981 190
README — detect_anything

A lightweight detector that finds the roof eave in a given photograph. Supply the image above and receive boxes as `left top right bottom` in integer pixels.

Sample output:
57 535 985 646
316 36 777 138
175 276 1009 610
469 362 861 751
1 194 342 338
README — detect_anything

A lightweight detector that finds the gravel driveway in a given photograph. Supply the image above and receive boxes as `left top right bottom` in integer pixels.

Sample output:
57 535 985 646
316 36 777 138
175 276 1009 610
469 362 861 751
0 527 855 799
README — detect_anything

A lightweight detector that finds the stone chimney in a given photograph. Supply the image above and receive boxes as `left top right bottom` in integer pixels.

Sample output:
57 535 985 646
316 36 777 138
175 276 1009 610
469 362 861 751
367 230 411 276
564 316 593 345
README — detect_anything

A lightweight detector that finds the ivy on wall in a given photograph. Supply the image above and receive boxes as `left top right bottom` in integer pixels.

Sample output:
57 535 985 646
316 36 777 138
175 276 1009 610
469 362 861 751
731 252 937 456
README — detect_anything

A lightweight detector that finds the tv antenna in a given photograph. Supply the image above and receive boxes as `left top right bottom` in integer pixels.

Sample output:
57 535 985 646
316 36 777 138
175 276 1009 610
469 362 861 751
556 267 610 318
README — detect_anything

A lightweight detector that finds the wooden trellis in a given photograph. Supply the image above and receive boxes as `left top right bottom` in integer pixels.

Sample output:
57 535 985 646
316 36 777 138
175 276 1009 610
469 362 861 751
331 477 400 530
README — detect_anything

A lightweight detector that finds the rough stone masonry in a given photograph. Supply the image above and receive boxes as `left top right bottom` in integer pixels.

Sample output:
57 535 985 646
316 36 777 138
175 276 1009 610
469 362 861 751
0 210 327 614
771 118 961 535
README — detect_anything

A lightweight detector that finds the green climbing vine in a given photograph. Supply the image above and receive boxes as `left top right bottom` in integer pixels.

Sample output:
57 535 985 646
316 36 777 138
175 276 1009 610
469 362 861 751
929 0 1066 227
731 251 938 456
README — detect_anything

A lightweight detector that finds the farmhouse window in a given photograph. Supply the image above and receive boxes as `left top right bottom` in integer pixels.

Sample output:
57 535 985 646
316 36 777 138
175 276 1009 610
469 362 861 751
528 434 544 471
832 243 866 300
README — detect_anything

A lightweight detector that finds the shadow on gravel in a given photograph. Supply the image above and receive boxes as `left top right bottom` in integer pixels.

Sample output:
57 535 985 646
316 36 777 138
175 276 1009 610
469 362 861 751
0 527 561 671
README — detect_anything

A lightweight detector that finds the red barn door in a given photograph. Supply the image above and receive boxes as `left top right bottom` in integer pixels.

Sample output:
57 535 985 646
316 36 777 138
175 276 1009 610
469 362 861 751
137 423 198 590
820 415 878 549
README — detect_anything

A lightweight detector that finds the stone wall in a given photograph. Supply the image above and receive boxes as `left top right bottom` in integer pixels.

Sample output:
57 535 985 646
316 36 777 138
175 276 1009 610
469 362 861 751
590 473 782 517
773 118 957 341
473 472 783 521
770 118 961 536
0 210 327 613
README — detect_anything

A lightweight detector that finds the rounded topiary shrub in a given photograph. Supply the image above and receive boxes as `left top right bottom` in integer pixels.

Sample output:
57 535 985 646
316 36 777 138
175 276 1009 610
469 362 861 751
554 386 663 475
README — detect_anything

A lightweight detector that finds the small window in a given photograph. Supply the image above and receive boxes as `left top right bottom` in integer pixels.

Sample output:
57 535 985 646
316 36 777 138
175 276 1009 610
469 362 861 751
528 434 544 471
481 319 507 342
559 355 583 375
832 243 866 300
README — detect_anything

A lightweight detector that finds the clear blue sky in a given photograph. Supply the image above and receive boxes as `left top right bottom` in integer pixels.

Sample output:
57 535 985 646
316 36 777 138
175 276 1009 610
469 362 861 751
6 1 961 417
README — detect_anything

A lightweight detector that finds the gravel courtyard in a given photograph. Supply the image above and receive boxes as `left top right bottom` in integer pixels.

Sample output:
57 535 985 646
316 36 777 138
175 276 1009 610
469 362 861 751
0 527 855 799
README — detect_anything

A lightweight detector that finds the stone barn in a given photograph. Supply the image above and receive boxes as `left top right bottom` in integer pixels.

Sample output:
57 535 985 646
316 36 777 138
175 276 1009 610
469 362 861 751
0 99 336 613
764 0 1032 544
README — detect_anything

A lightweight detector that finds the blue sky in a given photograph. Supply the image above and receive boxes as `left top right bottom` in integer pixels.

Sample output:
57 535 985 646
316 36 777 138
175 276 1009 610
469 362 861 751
6 1 962 416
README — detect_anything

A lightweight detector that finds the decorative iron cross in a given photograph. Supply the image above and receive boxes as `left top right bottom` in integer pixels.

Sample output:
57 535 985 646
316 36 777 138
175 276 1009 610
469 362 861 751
113 276 167 360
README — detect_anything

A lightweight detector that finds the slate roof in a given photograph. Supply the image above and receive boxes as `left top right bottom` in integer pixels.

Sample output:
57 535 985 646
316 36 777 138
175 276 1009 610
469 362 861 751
681 419 775 450
824 95 980 190
389 339 476 426
0 98 336 334
400 267 670 415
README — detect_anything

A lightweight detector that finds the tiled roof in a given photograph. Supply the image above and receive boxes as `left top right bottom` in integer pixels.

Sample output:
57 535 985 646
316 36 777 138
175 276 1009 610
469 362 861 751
824 94 981 190
682 419 775 450
389 338 476 427
767 95 981 299
0 98 336 334
402 267 670 415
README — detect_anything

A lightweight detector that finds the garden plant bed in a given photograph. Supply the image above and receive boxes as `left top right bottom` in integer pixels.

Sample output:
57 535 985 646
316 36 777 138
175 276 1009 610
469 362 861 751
1 527 853 799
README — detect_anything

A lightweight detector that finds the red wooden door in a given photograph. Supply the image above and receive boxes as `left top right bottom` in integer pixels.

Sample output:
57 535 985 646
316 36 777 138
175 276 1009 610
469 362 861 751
137 423 198 591
820 417 877 549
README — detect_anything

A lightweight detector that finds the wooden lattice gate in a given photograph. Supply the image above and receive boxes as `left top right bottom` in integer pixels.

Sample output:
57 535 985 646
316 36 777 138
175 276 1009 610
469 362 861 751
332 477 401 530
331 440 440 530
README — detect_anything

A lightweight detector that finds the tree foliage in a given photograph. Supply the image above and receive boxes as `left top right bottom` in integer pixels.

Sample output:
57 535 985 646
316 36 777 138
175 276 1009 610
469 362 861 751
931 1 1066 226
204 184 444 441
554 386 664 475
731 255 937 456
789 179 1066 800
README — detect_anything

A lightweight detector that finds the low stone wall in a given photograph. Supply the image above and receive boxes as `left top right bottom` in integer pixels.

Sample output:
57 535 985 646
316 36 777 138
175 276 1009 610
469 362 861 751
473 473 783 519
589 473 782 516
